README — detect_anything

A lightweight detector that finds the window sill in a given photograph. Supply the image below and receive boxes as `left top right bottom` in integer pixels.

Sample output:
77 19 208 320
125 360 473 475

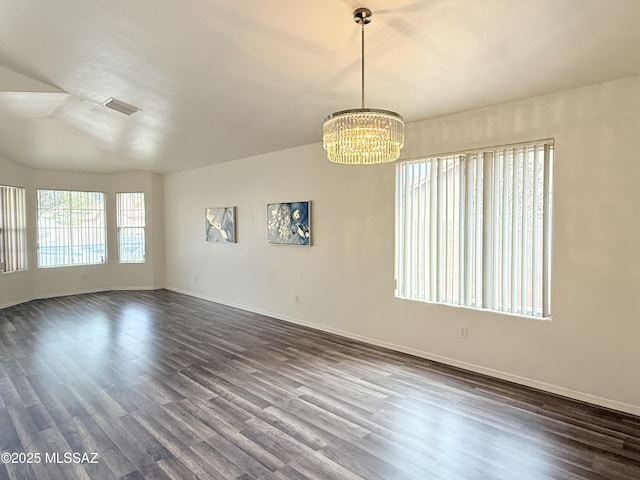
0 268 28 275
395 294 551 322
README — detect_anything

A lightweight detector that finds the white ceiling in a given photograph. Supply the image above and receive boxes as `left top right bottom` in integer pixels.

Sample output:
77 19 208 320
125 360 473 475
1 0 639 174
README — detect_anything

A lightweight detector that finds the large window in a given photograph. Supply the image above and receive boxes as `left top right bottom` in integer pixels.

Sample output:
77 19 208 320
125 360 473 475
395 141 554 318
0 185 27 273
116 192 145 263
37 190 106 267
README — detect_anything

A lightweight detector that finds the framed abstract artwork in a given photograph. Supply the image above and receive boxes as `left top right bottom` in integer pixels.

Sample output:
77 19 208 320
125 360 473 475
205 207 235 243
266 201 311 246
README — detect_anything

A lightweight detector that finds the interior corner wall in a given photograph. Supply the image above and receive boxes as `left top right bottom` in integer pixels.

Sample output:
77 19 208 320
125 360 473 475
164 75 640 415
0 160 165 308
107 171 165 292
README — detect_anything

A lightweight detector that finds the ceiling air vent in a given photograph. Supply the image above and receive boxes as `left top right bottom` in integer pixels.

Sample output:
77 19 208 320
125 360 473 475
103 97 139 116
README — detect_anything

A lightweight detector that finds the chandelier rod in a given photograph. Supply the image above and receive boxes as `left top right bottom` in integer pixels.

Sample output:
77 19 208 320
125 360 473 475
361 20 365 109
354 7 372 109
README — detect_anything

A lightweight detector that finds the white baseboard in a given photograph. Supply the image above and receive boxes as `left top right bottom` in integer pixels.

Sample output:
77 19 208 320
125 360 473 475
0 296 34 310
0 286 165 310
111 286 164 292
34 287 115 300
166 286 640 417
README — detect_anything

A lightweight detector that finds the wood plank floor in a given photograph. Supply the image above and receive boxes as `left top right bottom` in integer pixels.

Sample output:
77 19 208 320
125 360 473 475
0 290 639 480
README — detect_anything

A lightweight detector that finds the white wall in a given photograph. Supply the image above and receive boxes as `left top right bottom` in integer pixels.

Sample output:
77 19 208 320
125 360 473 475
164 75 640 415
0 159 165 307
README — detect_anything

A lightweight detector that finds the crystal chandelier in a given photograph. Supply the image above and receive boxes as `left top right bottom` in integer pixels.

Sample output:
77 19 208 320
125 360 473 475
323 7 404 165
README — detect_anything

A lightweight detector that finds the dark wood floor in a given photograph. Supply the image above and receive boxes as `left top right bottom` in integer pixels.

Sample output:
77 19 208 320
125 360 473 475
1 291 639 480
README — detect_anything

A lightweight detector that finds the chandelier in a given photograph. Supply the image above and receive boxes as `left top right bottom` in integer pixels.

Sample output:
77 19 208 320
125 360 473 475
323 7 404 165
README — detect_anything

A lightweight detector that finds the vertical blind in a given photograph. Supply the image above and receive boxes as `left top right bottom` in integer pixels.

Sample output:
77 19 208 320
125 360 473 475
0 185 28 273
395 141 554 318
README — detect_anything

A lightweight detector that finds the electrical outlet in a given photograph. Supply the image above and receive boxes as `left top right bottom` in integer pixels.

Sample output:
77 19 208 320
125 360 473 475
295 295 300 304
458 325 468 339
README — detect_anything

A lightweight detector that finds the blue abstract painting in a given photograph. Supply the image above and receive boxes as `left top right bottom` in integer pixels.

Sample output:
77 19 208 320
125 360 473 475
267 201 311 246
205 207 235 243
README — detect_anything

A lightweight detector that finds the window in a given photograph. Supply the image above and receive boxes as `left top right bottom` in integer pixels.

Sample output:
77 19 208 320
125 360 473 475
395 141 554 318
0 185 27 273
116 192 145 263
37 190 106 267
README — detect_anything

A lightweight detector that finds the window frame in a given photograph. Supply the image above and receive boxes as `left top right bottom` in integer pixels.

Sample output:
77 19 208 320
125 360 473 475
395 140 554 320
36 189 107 268
116 192 146 264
